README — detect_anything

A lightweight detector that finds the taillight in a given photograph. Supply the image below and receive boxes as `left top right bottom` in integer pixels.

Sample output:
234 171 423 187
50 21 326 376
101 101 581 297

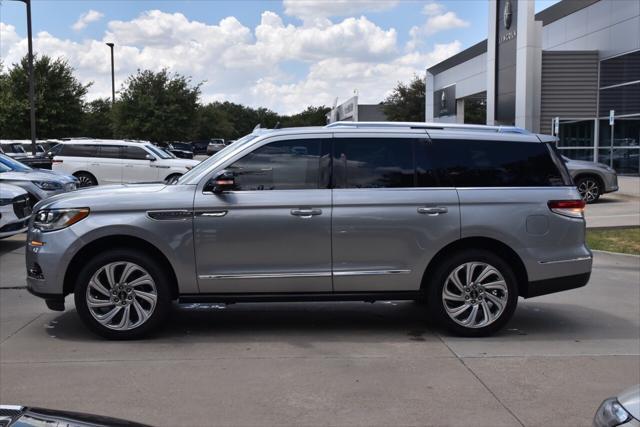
548 199 585 218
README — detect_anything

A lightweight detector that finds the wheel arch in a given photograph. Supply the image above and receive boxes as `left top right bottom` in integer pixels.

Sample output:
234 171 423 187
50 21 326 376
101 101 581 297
573 172 604 189
420 237 529 297
63 235 179 299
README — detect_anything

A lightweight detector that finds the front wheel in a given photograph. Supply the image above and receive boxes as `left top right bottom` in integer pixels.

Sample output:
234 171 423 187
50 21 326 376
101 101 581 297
427 249 518 337
74 172 97 188
74 249 171 339
165 174 182 184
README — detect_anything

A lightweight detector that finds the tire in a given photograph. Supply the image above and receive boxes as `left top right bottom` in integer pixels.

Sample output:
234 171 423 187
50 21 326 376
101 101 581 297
427 249 518 337
74 172 97 188
576 176 601 203
164 174 182 184
74 249 172 339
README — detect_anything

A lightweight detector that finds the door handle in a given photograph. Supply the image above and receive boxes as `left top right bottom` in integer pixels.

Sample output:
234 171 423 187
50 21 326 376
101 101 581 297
418 206 448 215
290 208 322 218
90 163 100 166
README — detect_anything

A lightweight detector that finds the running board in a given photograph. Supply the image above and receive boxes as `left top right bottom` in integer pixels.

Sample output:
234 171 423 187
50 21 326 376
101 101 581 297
179 291 422 304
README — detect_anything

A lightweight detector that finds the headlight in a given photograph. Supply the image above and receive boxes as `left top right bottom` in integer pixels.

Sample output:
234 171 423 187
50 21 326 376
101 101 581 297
33 181 62 191
33 208 90 232
594 398 632 427
0 198 13 206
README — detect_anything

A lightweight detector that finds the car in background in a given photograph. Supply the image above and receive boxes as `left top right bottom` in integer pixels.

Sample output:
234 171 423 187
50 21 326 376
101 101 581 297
166 142 194 159
0 183 32 239
563 156 618 203
0 154 77 204
0 140 28 158
191 140 210 155
206 138 227 155
0 404 150 426
51 139 200 187
594 385 639 427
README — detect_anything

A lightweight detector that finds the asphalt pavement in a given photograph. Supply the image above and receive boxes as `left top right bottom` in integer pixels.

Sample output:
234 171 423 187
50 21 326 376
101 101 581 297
0 232 639 426
585 176 640 228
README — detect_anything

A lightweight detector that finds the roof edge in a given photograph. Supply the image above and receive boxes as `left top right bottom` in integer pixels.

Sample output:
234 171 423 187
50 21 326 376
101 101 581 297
427 39 488 75
535 0 600 26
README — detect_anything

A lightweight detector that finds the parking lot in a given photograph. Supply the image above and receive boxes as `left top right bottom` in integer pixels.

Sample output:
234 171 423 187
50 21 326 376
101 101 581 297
1 226 639 426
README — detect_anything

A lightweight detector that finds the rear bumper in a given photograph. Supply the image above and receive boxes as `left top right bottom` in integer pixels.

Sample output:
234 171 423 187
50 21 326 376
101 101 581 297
523 272 591 298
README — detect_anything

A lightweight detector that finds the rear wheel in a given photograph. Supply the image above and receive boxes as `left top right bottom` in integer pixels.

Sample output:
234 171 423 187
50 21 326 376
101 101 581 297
74 172 97 187
74 249 171 339
427 249 518 337
576 176 601 203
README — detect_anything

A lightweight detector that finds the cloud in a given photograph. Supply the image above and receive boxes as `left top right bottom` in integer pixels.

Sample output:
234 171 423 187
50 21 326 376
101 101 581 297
425 11 469 35
283 0 398 22
72 10 104 31
1 9 462 114
407 2 469 50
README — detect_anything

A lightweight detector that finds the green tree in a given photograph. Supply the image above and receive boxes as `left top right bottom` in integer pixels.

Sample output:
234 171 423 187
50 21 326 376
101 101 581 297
191 103 235 141
0 55 90 139
281 106 330 127
81 98 114 138
382 74 425 122
113 69 201 142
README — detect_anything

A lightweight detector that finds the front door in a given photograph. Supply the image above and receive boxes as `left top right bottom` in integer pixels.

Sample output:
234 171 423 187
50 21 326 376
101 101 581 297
122 146 157 183
331 135 460 292
194 136 332 293
95 145 123 184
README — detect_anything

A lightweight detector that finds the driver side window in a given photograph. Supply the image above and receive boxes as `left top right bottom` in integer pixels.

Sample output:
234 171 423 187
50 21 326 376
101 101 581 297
228 139 326 191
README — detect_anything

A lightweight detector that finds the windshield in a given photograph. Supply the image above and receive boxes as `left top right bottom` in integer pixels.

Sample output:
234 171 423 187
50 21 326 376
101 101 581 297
145 144 172 159
176 133 259 184
0 153 32 172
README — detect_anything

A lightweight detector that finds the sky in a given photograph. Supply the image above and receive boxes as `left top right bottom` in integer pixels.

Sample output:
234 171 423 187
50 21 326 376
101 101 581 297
0 0 559 114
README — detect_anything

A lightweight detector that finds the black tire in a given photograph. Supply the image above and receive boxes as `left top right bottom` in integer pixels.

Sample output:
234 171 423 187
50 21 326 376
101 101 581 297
427 249 518 337
74 171 97 187
165 173 182 184
575 175 601 203
74 248 172 339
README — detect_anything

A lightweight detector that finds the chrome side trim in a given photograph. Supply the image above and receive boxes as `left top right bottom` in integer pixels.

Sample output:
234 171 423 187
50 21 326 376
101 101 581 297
147 210 193 221
199 271 332 280
197 211 228 217
333 269 411 276
538 256 592 265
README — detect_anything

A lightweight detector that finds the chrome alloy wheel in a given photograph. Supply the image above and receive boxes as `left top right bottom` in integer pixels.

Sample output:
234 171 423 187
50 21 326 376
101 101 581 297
86 262 158 331
441 262 508 329
76 175 95 187
577 179 599 203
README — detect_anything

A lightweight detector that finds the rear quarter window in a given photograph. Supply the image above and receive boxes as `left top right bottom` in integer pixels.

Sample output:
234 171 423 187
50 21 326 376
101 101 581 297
431 139 566 187
60 144 99 157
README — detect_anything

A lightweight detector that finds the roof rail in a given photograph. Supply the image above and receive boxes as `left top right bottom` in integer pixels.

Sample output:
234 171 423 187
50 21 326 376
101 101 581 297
325 121 531 134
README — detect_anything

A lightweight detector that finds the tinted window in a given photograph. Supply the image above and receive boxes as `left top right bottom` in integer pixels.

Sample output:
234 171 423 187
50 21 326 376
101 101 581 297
415 140 439 187
61 144 99 157
431 140 565 187
228 139 326 191
123 146 149 160
97 145 122 159
333 138 414 188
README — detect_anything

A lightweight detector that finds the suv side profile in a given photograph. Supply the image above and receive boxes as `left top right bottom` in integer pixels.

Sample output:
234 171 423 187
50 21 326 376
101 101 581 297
26 122 592 339
50 140 200 187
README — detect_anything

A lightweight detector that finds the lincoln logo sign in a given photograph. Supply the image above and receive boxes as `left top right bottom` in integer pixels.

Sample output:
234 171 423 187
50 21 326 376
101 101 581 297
441 91 446 109
503 0 512 29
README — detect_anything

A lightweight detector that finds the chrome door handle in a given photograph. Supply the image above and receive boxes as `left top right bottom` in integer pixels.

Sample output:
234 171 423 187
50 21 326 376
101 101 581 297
418 206 448 215
290 208 322 218
199 211 228 217
90 163 100 166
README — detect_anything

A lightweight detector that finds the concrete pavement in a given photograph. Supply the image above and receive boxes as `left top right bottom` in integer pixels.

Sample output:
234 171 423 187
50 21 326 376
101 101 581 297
585 176 639 228
1 232 638 426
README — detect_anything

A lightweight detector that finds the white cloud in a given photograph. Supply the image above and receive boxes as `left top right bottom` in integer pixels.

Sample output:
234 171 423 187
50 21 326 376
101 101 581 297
407 2 469 50
283 0 398 23
425 11 469 35
72 10 104 31
0 9 462 114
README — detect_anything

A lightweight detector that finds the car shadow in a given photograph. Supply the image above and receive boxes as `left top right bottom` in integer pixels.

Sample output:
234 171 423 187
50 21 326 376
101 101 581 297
0 236 26 255
44 299 638 343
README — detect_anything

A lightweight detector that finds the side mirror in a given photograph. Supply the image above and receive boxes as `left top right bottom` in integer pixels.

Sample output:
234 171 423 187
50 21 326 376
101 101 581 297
205 171 235 194
146 154 156 161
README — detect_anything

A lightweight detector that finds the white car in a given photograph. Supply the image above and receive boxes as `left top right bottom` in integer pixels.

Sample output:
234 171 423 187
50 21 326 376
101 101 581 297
50 140 200 187
0 183 32 239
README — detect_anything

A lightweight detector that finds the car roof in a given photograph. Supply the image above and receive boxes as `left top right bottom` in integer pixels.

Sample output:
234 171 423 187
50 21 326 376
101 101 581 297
59 139 151 146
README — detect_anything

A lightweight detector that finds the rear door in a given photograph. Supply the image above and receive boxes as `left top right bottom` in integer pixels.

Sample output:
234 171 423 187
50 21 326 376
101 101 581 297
331 134 460 292
53 144 94 177
95 145 123 184
122 146 157 183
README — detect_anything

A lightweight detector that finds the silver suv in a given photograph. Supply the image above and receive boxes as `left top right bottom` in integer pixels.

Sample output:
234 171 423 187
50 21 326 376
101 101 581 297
26 122 592 339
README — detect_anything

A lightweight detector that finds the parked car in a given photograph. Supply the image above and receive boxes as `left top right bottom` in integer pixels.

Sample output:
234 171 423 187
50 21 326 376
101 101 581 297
0 140 28 158
0 183 32 239
26 122 592 339
0 404 149 426
166 142 194 159
594 385 639 427
50 140 200 187
206 138 227 156
191 140 210 155
563 156 618 203
0 154 77 203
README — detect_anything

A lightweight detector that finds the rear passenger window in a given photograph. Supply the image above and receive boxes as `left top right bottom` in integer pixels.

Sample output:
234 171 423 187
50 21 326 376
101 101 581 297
123 146 149 160
61 144 98 157
97 145 122 159
431 140 565 187
333 138 415 188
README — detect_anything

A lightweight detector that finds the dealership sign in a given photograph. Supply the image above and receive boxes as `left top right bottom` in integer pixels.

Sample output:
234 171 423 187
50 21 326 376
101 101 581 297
434 85 456 117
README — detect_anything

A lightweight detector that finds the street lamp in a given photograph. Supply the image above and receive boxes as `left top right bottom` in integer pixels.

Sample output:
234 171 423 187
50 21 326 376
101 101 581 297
11 0 36 155
106 42 115 106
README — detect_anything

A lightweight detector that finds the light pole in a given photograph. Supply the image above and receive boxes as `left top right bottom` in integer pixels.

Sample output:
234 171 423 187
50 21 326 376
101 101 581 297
106 42 115 106
12 0 37 154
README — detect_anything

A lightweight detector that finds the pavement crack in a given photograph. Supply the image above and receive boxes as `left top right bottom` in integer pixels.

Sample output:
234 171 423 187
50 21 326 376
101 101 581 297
0 313 43 345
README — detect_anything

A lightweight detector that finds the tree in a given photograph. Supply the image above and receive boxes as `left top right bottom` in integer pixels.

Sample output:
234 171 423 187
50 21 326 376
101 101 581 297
281 106 331 127
383 74 425 122
113 69 201 142
191 103 235 141
0 55 90 139
81 98 114 138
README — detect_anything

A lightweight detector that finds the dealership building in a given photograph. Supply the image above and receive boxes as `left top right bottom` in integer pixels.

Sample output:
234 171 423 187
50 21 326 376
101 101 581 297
426 0 639 174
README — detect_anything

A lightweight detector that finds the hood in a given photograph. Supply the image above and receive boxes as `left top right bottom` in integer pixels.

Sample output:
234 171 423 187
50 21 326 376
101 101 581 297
0 169 76 183
618 385 640 420
0 183 28 198
161 158 200 168
0 405 150 427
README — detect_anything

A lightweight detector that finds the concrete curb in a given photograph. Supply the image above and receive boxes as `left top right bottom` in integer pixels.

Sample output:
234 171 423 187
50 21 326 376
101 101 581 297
592 249 640 258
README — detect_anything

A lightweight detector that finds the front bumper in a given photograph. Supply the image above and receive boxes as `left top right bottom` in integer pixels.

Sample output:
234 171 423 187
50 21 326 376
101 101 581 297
602 171 618 194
